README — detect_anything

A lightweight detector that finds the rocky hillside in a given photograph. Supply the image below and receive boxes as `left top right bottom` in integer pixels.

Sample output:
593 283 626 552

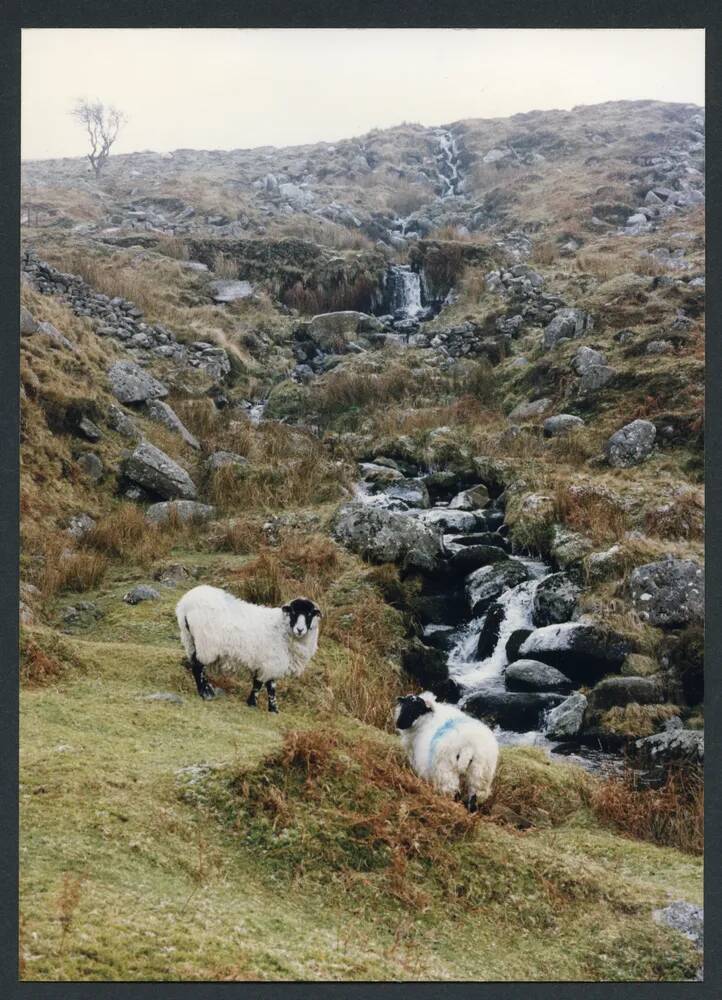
20 99 704 981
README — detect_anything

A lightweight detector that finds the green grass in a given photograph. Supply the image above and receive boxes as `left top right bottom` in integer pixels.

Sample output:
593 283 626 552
21 608 701 981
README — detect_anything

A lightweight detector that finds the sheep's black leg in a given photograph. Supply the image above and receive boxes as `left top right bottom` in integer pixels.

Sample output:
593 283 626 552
266 680 279 713
247 676 263 708
467 793 478 814
190 654 215 700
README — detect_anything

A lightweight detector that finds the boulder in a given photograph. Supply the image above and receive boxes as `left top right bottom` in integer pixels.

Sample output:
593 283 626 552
107 404 140 440
466 560 530 616
331 502 443 573
550 526 593 574
360 462 404 485
578 365 616 393
263 380 310 421
77 452 103 482
108 361 168 405
37 321 75 351
77 416 103 442
571 346 606 374
205 451 248 472
146 400 200 450
154 563 193 586
378 478 430 509
605 419 656 468
123 442 198 500
543 414 584 438
586 676 664 711
476 602 506 659
465 690 565 731
448 484 490 510
209 280 255 303
633 728 704 768
413 508 478 533
517 623 633 685
123 584 160 605
653 902 703 953
66 513 96 539
446 532 510 552
20 306 39 335
543 308 593 349
449 545 509 576
508 398 552 422
505 628 533 662
145 500 216 525
532 572 581 627
401 640 448 688
544 692 588 739
504 659 573 693
630 558 704 628
307 311 382 351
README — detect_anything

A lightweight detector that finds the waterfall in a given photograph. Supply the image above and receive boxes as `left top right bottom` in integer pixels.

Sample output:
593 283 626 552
449 558 549 695
437 130 461 199
387 264 422 318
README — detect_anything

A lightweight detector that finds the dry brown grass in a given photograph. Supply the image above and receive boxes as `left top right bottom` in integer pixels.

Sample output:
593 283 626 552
276 217 374 251
233 726 477 908
212 252 238 279
210 516 267 555
283 275 377 316
588 766 703 855
20 632 68 686
20 627 88 687
555 482 629 544
173 399 221 440
644 491 704 542
82 504 173 567
156 235 189 261
575 249 659 282
56 874 85 952
531 240 558 266
40 542 108 598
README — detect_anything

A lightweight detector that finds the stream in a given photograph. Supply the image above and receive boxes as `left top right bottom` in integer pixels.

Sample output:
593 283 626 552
355 480 624 777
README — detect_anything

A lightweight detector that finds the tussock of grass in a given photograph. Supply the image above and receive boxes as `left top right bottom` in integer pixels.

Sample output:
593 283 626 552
82 504 173 567
20 629 83 686
599 704 681 740
555 481 629 544
588 766 703 855
41 542 108 598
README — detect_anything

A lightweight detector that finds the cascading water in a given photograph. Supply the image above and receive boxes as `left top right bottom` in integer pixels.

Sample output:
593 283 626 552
436 130 461 199
448 559 548 694
387 264 423 318
354 471 622 776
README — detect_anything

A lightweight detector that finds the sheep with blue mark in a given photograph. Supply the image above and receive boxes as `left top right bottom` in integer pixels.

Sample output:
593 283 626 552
395 692 499 811
176 585 321 712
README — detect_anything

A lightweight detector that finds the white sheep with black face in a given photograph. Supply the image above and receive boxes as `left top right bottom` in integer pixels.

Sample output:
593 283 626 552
395 692 499 811
175 585 321 712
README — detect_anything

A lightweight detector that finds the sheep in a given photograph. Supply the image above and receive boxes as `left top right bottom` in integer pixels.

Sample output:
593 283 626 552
394 692 498 811
175 585 321 712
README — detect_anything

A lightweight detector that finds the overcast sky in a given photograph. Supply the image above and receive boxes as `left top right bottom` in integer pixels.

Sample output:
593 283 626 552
21 28 705 160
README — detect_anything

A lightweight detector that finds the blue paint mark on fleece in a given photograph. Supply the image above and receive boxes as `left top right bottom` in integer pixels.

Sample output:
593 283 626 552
428 717 462 771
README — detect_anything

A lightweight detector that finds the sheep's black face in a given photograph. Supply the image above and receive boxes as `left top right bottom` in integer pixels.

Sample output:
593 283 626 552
283 597 322 638
395 695 432 731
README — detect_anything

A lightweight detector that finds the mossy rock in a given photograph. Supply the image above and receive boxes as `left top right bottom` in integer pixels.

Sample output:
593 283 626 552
264 379 312 421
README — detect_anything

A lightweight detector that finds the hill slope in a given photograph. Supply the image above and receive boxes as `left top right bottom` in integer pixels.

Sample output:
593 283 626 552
20 99 704 981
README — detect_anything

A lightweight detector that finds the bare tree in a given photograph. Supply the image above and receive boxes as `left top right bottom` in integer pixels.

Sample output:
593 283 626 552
70 99 127 179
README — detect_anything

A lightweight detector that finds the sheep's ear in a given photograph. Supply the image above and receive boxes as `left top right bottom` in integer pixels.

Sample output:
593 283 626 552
282 604 291 615
314 608 323 619
420 692 437 709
